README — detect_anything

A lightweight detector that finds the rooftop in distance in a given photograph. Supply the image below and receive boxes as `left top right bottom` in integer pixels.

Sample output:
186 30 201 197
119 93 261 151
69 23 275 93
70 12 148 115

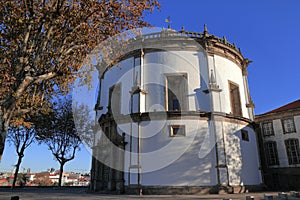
257 99 300 115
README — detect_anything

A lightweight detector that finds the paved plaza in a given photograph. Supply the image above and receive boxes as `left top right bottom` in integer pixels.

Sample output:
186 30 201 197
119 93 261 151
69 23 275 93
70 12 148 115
0 188 299 200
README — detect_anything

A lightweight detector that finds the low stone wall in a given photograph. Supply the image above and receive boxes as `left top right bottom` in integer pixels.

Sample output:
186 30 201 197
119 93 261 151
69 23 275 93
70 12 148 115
125 186 213 195
124 185 266 195
231 184 267 194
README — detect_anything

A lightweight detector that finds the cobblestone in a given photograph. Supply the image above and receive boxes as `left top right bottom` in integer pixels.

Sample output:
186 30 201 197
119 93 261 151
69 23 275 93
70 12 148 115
0 188 299 200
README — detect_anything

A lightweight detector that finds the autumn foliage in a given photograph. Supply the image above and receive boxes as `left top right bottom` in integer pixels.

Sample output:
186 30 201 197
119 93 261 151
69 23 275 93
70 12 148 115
0 0 159 157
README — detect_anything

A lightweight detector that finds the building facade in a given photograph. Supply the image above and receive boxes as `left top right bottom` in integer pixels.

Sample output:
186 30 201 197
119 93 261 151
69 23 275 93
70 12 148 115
255 99 300 190
90 26 263 194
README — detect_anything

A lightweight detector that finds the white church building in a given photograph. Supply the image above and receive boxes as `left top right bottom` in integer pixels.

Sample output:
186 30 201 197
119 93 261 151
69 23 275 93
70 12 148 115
90 26 263 194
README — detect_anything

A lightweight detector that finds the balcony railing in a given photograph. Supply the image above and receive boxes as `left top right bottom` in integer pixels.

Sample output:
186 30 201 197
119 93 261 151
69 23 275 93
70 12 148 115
138 30 240 52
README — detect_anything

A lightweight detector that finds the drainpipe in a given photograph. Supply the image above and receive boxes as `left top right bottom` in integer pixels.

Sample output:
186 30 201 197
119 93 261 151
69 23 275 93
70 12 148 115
138 48 144 195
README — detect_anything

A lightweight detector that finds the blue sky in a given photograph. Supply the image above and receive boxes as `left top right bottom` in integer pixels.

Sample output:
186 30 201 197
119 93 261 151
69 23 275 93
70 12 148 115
145 0 300 114
1 0 300 173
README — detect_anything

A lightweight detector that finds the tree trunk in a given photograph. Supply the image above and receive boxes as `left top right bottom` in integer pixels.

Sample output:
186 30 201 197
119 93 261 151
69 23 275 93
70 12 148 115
0 109 6 161
58 162 65 187
11 152 24 189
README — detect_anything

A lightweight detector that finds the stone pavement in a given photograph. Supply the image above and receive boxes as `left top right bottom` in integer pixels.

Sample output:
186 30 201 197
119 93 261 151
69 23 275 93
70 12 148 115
0 187 299 200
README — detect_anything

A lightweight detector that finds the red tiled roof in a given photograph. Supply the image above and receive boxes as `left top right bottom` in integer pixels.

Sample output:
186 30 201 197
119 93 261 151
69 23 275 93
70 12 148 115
263 99 300 114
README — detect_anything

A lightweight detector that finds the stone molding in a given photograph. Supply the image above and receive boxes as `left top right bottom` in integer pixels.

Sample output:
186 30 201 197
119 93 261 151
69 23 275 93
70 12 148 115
97 28 251 77
98 110 255 128
122 184 265 195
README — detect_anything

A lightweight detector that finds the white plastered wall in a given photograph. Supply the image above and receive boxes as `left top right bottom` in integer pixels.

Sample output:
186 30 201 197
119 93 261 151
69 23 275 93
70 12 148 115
97 58 135 118
120 119 218 186
98 49 211 119
143 50 210 112
96 47 262 187
224 122 262 185
207 55 249 119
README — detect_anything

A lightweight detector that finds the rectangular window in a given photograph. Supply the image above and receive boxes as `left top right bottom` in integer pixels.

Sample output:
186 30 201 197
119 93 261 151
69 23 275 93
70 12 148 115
166 74 188 111
229 81 242 117
241 130 249 141
109 84 121 115
170 125 186 137
265 141 279 166
262 122 274 136
285 139 300 165
282 118 296 134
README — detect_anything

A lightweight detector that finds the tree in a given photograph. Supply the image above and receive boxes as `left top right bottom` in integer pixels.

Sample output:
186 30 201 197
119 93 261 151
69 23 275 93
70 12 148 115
72 102 96 148
35 96 81 187
0 0 160 159
7 126 35 189
16 173 28 187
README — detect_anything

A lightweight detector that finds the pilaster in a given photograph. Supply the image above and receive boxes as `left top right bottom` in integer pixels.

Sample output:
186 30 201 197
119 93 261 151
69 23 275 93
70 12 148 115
207 61 229 188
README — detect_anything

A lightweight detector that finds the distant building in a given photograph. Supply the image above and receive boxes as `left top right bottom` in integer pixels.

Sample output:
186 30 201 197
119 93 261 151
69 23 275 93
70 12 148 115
91 26 263 194
0 178 7 186
49 173 59 184
0 172 11 186
0 170 90 187
256 99 300 190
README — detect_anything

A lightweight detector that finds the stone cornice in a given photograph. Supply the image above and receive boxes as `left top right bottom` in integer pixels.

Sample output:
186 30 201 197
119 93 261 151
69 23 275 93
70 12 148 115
99 111 210 125
196 35 252 71
211 112 255 128
97 29 252 76
98 111 254 128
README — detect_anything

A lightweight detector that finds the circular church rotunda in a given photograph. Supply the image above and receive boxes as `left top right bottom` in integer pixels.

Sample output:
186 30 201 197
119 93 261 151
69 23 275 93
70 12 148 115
90 25 262 194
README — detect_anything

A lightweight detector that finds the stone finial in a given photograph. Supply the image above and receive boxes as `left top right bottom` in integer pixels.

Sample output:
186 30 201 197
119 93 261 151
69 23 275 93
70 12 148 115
208 69 222 92
223 36 227 43
204 24 208 32
181 26 185 32
210 69 216 85
203 24 209 37
165 16 171 29
134 72 139 86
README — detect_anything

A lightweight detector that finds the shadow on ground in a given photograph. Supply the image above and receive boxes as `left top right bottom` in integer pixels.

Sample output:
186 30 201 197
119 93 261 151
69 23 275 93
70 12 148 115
0 187 299 200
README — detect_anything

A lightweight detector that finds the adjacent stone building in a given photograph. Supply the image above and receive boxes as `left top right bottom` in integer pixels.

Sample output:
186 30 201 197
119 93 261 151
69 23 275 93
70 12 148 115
90 26 263 194
256 99 300 190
